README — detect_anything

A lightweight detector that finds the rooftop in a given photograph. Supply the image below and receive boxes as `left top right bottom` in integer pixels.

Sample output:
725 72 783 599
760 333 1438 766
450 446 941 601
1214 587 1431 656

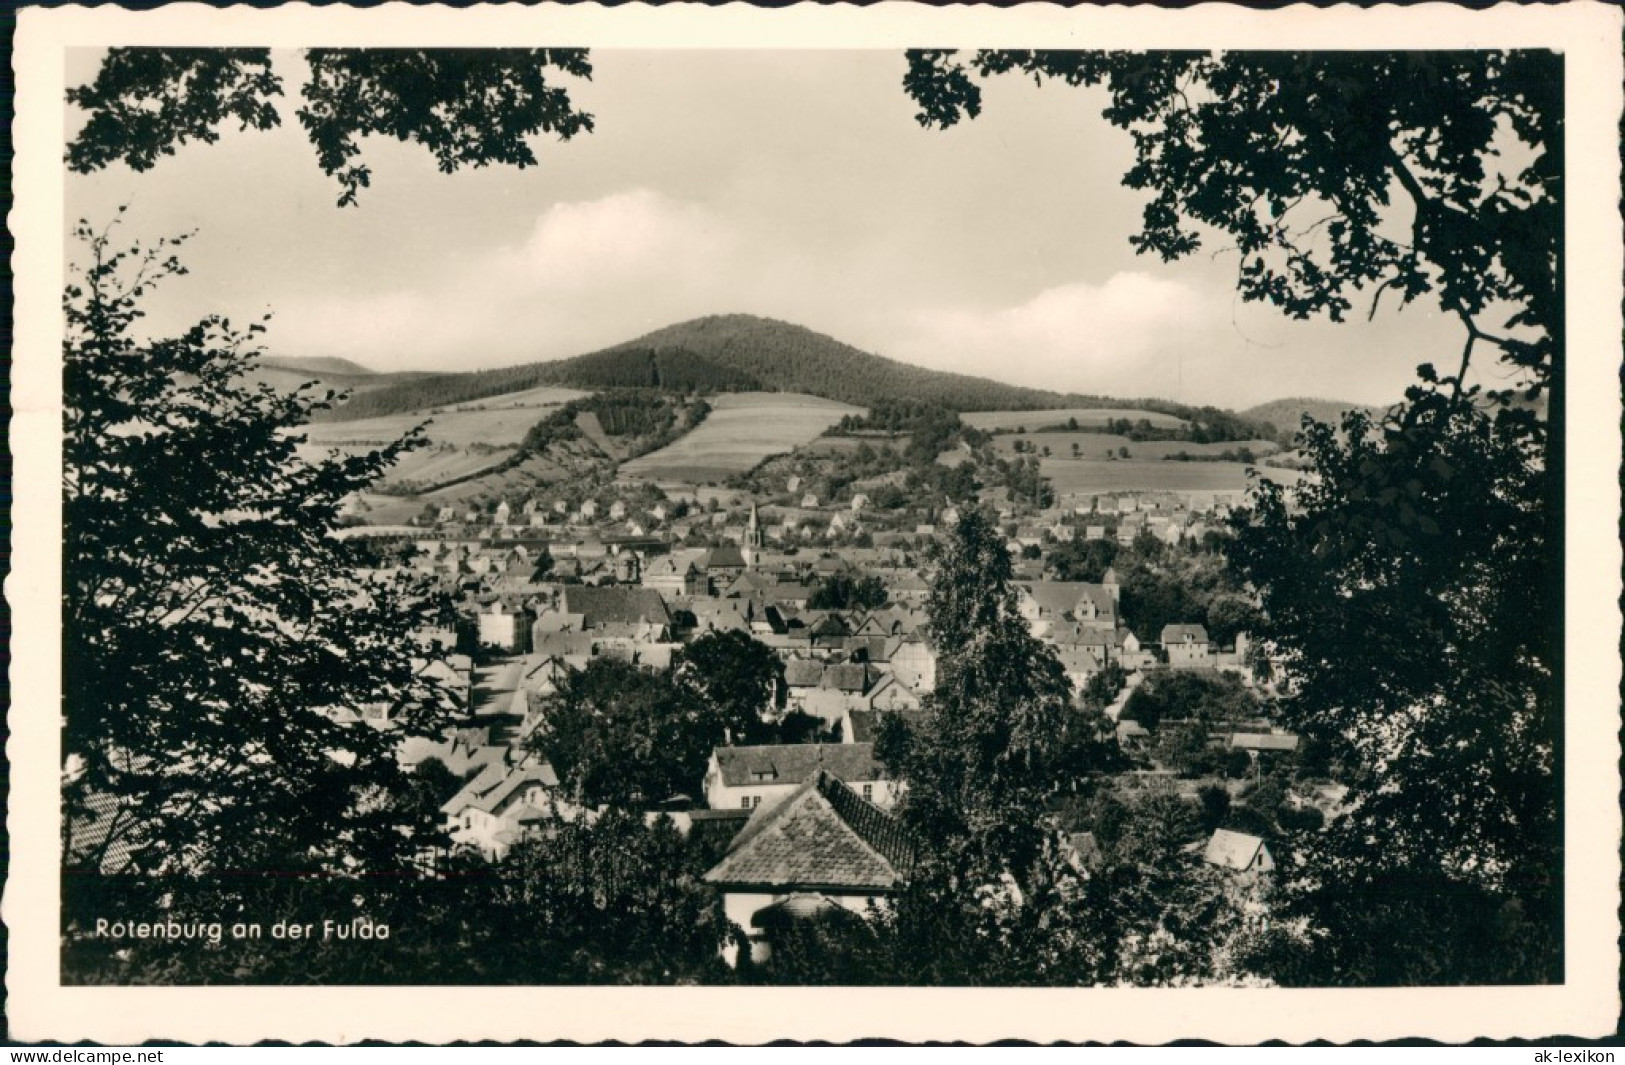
704 770 915 892
712 743 887 788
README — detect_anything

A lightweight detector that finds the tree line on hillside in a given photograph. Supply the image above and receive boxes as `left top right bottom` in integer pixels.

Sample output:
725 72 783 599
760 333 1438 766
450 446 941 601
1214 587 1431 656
518 390 705 460
542 347 766 394
829 400 986 464
1099 410 1277 445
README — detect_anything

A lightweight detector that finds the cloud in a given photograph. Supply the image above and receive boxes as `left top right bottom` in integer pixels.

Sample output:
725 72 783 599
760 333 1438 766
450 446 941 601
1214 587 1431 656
267 194 1250 404
501 188 736 293
270 189 740 368
885 273 1224 398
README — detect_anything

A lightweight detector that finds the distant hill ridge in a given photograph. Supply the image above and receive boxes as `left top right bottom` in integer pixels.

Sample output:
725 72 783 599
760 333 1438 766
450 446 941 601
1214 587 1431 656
260 355 377 376
314 314 1264 429
318 314 1106 421
1240 397 1381 437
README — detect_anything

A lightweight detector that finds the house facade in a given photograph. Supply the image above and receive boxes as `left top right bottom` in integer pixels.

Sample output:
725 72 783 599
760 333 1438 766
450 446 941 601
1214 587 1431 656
1161 623 1212 668
703 743 897 812
703 770 915 966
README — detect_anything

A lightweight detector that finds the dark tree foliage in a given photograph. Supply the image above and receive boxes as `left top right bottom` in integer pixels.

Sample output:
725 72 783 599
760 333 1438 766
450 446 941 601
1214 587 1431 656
739 905 898 986
1228 393 1558 983
1119 670 1259 733
62 220 454 879
65 813 729 985
68 48 595 206
1079 660 1128 712
532 658 718 809
1116 564 1204 644
523 346 764 393
500 391 703 477
66 50 283 174
806 574 890 611
672 630 786 745
903 50 1559 392
833 399 971 466
903 49 1561 985
1197 784 1232 833
487 810 729 983
872 510 1118 983
1047 536 1118 583
904 459 981 505
1090 791 1257 985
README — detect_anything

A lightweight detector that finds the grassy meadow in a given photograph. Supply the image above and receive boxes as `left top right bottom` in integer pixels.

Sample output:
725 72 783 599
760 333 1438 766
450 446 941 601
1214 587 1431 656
618 392 860 483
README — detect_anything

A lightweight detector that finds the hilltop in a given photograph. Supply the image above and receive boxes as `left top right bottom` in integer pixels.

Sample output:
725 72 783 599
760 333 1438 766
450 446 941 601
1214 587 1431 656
1240 397 1381 441
249 353 435 399
261 355 377 376
315 314 1131 422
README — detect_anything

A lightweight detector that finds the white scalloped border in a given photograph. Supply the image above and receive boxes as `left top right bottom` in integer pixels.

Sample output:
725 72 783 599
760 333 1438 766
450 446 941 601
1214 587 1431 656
8 1 1623 1045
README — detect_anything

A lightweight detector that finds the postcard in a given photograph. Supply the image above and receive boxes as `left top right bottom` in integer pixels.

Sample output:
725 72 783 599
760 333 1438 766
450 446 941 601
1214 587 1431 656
9 1 1622 1045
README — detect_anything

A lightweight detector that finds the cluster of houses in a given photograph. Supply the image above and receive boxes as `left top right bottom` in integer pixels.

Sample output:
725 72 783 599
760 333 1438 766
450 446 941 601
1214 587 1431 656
402 480 1248 589
353 485 1304 964
63 434 1314 974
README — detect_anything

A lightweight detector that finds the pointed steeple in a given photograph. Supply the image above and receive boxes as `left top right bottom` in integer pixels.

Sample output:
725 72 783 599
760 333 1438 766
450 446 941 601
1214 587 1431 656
745 499 763 568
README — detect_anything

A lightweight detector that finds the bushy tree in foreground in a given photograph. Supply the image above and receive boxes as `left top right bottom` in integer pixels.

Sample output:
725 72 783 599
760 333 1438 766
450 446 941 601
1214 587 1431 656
871 510 1127 984
62 218 455 882
1228 392 1559 983
672 629 786 745
902 48 1561 984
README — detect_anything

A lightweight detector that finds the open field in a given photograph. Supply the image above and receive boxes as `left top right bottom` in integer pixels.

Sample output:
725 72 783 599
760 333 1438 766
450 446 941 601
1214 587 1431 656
987 432 1281 462
443 386 588 412
574 411 625 460
801 435 884 456
296 385 592 499
1039 458 1307 494
347 493 435 526
961 408 1187 432
300 400 571 451
619 392 860 484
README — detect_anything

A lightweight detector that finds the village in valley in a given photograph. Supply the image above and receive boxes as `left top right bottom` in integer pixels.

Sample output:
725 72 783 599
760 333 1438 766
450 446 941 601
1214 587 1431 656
331 380 1341 968
55 42 1564 994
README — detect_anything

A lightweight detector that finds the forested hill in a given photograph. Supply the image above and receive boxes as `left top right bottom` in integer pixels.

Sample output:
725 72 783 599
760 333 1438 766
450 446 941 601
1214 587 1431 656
1240 397 1382 440
316 314 1110 421
577 315 1094 410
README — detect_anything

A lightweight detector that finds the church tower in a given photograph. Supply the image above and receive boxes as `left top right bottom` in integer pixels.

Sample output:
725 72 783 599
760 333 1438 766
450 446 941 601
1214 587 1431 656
745 501 764 569
1102 566 1121 604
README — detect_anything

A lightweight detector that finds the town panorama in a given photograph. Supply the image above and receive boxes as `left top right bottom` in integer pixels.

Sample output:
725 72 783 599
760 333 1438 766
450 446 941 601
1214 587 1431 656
58 45 1562 991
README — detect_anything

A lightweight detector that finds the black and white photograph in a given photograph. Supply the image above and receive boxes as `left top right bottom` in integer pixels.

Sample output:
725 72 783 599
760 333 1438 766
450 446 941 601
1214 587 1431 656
8 1 1622 1044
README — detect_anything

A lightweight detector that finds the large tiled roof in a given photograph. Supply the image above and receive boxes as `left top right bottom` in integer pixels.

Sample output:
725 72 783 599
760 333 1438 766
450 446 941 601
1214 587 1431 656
1054 647 1103 674
562 586 670 628
712 743 886 788
1203 828 1267 871
1020 582 1098 617
784 660 825 688
820 663 870 693
1161 623 1211 644
702 545 748 570
441 757 560 816
704 771 915 892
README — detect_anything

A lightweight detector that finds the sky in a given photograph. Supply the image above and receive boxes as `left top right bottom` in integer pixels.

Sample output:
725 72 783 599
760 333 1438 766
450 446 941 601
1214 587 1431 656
63 48 1476 410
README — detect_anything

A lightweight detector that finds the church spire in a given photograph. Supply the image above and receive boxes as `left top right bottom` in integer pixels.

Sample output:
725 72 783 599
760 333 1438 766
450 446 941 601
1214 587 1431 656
745 500 763 569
